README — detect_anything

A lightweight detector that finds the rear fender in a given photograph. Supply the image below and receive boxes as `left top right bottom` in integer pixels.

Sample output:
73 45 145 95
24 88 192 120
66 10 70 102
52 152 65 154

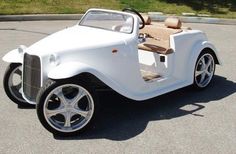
187 41 222 83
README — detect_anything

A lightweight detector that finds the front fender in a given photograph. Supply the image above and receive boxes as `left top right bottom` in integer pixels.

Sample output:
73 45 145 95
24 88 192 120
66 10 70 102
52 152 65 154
48 61 145 100
48 62 101 79
48 61 126 96
2 45 26 63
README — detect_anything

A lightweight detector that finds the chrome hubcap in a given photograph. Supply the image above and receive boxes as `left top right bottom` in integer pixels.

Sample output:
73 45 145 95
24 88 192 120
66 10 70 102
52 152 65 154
195 54 215 88
43 84 94 132
8 65 26 102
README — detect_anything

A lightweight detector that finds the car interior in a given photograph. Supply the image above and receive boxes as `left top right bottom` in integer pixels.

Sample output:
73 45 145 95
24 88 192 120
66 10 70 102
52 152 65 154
139 15 183 54
138 16 190 82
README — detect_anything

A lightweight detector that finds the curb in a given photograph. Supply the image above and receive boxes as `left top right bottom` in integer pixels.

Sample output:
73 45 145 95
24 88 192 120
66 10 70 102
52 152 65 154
0 14 83 21
148 13 236 25
0 13 236 25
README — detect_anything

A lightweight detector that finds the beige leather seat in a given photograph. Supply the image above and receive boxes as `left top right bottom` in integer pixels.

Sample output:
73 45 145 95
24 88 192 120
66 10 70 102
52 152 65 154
164 17 182 29
142 15 152 25
138 16 183 54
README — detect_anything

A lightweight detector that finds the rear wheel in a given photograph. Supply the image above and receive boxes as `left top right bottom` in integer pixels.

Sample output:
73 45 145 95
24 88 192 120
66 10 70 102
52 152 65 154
36 79 99 136
3 63 33 107
194 51 216 89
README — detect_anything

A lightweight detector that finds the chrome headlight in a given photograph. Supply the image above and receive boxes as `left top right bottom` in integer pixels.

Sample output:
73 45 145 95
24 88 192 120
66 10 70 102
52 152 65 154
18 45 26 54
49 54 60 65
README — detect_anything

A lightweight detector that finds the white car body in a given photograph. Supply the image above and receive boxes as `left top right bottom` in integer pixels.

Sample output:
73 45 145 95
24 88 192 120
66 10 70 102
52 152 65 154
2 8 221 104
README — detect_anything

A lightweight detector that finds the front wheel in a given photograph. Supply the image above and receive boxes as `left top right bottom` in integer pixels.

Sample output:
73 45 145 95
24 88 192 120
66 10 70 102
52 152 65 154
3 63 33 107
193 51 216 89
36 79 99 136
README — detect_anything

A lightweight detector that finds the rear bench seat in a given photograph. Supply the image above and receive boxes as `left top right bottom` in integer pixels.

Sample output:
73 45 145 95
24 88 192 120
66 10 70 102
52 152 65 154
138 16 183 54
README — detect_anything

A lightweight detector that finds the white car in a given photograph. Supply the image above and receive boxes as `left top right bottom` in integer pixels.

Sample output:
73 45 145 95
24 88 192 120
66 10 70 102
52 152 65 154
2 8 221 136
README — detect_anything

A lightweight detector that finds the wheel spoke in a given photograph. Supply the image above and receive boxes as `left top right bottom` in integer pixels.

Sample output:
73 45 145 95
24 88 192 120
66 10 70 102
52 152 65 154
199 72 206 84
201 57 206 68
12 83 21 91
195 70 204 76
71 90 86 107
64 112 71 127
71 108 88 117
54 88 68 106
14 68 22 76
205 58 212 69
46 107 66 117
206 70 212 76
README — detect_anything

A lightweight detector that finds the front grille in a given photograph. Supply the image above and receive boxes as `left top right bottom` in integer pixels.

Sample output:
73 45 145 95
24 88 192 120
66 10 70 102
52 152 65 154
23 53 41 102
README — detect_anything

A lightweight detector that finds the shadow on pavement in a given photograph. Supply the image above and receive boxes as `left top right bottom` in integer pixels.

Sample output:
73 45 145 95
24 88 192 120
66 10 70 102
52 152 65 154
54 75 236 141
17 104 35 109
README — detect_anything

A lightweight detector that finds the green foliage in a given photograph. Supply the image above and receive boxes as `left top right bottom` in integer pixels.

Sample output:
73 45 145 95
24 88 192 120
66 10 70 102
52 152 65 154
0 0 235 18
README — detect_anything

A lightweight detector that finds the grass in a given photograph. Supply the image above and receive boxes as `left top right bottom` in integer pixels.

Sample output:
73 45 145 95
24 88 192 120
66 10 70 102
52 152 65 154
0 0 235 18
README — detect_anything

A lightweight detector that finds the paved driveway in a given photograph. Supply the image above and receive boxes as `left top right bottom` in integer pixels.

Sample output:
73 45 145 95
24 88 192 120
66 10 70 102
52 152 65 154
0 21 235 154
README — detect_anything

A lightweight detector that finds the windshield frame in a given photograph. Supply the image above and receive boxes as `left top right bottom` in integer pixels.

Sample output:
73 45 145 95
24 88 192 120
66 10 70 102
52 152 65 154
78 10 135 34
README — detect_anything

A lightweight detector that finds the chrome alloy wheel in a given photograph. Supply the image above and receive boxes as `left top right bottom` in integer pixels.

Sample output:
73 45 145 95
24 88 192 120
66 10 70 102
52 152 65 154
195 53 215 88
8 65 26 102
43 84 94 133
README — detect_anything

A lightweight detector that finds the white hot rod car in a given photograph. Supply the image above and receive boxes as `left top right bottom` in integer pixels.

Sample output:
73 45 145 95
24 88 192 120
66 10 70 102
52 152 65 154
2 8 221 136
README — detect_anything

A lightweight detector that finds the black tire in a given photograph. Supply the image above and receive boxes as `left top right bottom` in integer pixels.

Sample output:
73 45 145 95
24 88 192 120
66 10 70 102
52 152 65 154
36 78 100 136
193 50 216 89
3 63 34 107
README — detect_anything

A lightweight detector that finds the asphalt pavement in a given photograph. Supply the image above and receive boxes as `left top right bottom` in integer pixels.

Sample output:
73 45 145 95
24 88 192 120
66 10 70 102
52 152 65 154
0 21 235 154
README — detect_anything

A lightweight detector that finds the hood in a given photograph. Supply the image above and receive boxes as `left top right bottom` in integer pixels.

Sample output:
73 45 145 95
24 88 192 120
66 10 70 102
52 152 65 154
26 25 131 56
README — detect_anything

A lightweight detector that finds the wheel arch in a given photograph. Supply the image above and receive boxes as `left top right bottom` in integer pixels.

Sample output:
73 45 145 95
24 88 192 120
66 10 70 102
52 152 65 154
48 62 111 89
68 72 109 89
201 47 219 65
187 41 221 84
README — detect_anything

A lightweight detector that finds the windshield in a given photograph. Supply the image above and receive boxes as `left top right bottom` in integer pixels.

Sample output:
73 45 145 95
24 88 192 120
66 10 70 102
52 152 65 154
79 10 134 34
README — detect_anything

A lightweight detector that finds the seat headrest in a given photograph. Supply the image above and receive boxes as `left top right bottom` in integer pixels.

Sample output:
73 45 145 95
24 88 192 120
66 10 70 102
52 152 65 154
165 17 182 29
142 15 152 25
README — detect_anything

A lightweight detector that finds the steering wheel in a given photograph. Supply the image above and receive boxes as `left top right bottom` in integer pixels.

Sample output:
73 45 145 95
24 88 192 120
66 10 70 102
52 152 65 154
122 8 145 29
